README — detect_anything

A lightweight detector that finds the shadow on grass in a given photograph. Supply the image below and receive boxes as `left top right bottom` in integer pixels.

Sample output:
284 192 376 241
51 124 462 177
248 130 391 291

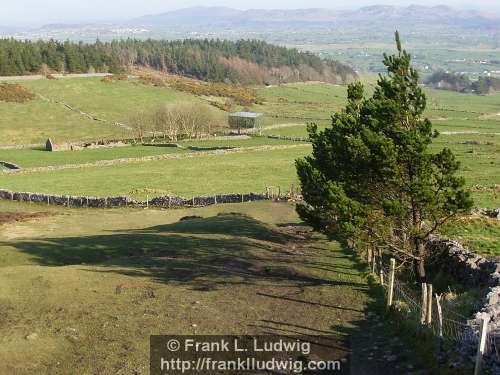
0 213 366 291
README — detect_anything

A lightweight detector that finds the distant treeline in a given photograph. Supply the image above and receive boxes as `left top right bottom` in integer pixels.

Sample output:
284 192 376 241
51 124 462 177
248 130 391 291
426 71 500 95
0 38 356 84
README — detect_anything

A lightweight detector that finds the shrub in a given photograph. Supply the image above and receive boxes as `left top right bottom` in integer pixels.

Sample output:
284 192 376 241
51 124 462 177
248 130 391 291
137 70 258 105
101 74 128 83
0 83 36 103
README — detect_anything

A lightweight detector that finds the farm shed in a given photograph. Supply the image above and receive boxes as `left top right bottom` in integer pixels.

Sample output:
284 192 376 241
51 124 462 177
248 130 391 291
228 112 264 133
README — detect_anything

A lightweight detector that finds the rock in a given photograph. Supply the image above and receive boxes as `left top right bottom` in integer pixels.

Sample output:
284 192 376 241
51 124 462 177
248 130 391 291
26 333 38 340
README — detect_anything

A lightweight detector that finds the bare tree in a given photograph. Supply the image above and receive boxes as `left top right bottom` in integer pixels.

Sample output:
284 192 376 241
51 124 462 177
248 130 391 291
128 110 151 142
151 102 216 141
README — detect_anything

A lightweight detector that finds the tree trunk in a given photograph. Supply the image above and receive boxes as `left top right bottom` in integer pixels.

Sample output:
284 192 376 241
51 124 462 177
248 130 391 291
412 206 426 283
414 237 426 283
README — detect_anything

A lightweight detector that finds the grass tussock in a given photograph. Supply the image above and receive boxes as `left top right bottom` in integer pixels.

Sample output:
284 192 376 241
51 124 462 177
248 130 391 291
0 83 35 103
101 74 128 83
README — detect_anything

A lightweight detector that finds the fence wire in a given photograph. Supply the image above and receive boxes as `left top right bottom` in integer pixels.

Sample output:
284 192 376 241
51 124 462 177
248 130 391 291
371 256 499 359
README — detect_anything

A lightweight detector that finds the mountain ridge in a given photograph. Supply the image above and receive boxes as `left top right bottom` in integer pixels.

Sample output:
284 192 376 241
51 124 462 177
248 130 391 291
128 5 499 28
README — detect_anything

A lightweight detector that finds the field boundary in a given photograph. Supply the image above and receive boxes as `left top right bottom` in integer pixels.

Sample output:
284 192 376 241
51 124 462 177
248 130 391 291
0 161 21 170
0 188 297 209
36 93 132 130
257 134 311 142
0 73 112 82
369 238 500 373
0 144 310 175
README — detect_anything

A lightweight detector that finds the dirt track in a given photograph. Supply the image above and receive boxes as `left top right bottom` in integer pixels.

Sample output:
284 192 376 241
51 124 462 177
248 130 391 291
0 212 56 226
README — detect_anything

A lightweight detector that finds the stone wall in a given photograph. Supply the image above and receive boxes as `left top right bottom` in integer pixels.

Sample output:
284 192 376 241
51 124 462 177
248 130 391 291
428 236 500 371
0 188 269 209
265 134 311 142
0 161 21 170
473 207 500 220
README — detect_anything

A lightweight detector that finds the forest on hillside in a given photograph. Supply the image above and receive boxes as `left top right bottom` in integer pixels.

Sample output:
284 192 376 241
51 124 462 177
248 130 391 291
0 38 356 84
426 70 500 95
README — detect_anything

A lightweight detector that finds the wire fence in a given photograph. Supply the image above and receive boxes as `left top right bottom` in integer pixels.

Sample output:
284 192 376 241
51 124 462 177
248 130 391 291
370 253 499 372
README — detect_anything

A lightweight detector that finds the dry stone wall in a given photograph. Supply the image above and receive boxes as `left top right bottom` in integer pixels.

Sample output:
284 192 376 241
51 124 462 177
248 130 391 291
0 161 21 170
0 189 268 209
473 207 500 220
428 236 500 371
265 135 311 142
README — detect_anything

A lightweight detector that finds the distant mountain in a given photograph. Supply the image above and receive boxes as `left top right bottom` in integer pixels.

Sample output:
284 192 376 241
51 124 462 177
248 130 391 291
132 7 242 27
3 4 499 71
128 5 499 30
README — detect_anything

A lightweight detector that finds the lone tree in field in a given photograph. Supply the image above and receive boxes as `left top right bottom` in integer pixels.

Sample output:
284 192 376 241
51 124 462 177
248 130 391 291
296 32 473 281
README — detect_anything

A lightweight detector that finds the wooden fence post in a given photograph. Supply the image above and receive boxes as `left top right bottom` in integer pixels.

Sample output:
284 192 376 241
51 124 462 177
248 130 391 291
426 284 433 325
378 249 384 285
420 283 428 325
474 314 490 375
371 251 376 275
387 258 396 308
436 294 443 337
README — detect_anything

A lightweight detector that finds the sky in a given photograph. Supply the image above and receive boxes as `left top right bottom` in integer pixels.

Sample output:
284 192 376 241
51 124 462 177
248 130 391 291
1 0 500 27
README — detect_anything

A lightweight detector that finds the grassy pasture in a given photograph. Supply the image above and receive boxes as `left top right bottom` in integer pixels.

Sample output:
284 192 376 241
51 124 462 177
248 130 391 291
0 201 359 373
0 77 226 146
0 137 297 169
0 200 439 374
431 133 500 189
0 77 499 256
20 77 224 124
440 217 500 257
0 98 128 146
0 146 310 199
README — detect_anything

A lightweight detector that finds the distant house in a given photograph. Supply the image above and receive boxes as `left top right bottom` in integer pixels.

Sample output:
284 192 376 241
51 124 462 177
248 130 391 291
228 112 264 133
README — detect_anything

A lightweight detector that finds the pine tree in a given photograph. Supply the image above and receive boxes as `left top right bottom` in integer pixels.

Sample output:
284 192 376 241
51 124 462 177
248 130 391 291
296 32 473 281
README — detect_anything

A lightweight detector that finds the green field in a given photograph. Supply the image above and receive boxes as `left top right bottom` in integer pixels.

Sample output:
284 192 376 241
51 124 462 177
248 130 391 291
440 217 500 256
0 146 309 199
1 76 499 256
0 73 497 373
0 138 298 169
0 77 226 146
